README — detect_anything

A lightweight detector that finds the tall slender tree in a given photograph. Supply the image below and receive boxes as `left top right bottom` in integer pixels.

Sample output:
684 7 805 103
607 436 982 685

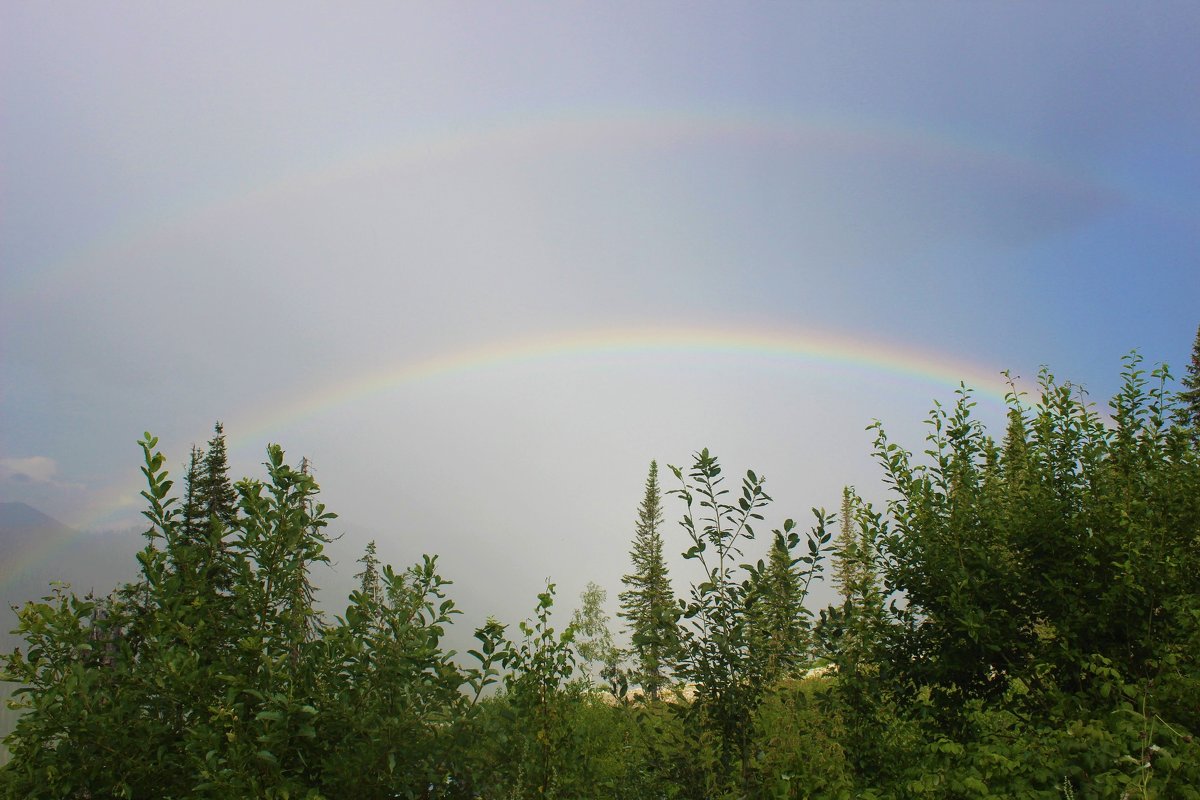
201 421 238 525
833 488 855 601
174 443 210 591
180 443 206 542
833 487 879 606
178 423 238 550
1179 323 1200 431
354 539 384 607
831 486 885 665
750 527 808 679
619 461 679 699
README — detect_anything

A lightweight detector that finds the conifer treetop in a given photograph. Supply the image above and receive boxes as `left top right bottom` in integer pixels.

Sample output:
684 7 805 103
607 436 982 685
1180 323 1200 429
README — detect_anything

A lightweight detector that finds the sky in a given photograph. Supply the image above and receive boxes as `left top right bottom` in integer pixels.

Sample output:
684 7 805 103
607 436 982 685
2 3 1198 634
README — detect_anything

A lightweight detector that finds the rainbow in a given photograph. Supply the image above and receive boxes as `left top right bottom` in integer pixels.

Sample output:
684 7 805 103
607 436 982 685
2 322 1027 591
110 323 1023 520
232 323 1021 446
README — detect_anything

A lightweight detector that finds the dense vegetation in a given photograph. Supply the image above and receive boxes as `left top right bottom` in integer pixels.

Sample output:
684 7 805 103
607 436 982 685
3 337 1200 798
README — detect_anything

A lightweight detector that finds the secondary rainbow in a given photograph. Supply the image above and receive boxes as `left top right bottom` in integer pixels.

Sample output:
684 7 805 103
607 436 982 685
13 105 1115 297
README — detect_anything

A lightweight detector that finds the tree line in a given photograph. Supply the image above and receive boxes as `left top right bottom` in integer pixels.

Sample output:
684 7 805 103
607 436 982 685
3 327 1200 798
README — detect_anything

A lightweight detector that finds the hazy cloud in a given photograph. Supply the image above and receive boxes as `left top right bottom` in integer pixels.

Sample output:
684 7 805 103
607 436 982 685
0 456 58 484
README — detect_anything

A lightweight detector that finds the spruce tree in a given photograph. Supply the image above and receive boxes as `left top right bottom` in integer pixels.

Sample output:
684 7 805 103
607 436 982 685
832 487 857 600
180 443 206 540
833 487 878 604
831 486 885 665
619 461 679 699
751 529 807 679
202 421 238 525
1180 323 1200 431
178 423 237 546
171 423 238 595
355 540 384 607
177 444 209 585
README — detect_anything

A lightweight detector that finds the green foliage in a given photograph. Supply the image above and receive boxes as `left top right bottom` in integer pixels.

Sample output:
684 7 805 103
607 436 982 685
500 584 578 797
449 586 581 799
315 551 468 798
749 676 855 798
840 356 1200 796
0 434 468 798
669 448 832 792
872 362 1200 719
4 334 1199 798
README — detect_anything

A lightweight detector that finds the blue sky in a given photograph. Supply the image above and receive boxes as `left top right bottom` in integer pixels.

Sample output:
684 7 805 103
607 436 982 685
2 3 1198 626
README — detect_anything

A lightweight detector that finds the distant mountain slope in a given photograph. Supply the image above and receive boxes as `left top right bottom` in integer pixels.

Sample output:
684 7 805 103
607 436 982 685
0 500 73 530
0 500 74 552
1 502 144 637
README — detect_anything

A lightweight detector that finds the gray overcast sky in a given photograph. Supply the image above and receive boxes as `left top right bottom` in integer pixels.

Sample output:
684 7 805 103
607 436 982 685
3 3 1198 631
